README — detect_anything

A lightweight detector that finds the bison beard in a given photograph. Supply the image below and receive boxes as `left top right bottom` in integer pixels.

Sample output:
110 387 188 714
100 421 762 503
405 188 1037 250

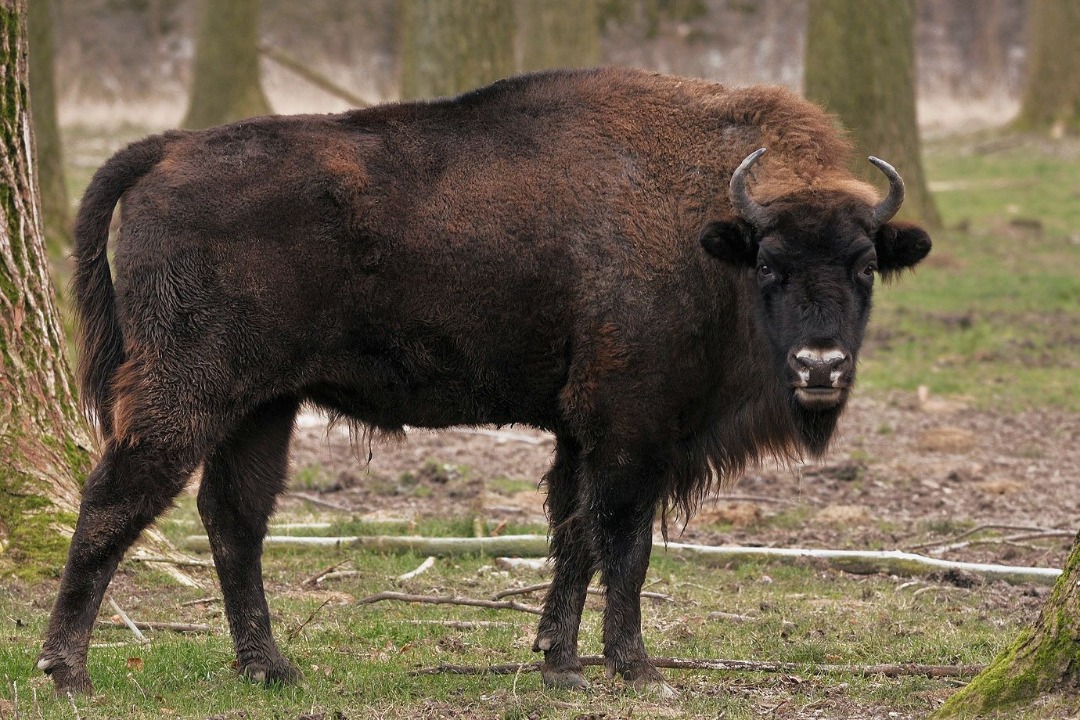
38 67 930 695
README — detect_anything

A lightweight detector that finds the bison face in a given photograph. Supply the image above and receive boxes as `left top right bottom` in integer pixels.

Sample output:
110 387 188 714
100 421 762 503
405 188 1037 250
700 150 931 453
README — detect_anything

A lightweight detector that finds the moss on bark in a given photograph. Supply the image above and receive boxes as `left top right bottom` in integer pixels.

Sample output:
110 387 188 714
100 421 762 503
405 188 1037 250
933 531 1080 716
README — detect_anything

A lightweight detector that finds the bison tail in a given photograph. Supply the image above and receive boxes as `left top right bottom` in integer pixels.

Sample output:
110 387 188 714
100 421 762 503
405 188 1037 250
71 133 173 437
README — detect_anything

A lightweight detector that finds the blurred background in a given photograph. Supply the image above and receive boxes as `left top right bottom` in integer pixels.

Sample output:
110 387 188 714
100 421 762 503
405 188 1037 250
46 0 1026 131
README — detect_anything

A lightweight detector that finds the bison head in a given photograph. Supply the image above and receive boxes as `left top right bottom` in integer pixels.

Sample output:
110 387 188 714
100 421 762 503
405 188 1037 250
700 148 931 454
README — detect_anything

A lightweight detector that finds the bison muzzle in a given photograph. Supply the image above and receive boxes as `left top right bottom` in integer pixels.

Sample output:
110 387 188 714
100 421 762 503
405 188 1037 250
39 67 930 695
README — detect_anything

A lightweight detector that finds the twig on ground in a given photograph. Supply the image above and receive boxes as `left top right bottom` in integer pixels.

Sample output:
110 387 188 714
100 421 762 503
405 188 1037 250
99 620 211 634
494 582 673 603
316 570 362 584
107 597 146 643
358 590 542 615
707 611 756 623
287 598 333 642
398 556 437 582
402 620 516 630
128 555 215 569
410 655 983 679
286 492 354 512
180 596 220 607
303 560 352 587
907 524 1054 551
67 691 81 720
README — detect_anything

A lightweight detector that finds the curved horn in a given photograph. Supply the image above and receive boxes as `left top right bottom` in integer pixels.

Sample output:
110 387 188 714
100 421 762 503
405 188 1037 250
868 156 905 227
729 147 770 228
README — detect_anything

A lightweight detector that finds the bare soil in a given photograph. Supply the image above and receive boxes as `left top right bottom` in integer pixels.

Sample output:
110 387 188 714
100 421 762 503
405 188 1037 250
286 391 1080 573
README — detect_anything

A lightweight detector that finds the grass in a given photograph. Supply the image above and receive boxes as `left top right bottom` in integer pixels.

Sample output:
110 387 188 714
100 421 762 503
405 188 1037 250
0 505 1035 719
7 126 1079 717
858 133 1080 411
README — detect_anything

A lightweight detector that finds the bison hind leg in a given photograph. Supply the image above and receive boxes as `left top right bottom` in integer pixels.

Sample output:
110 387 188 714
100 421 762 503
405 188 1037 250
196 397 301 687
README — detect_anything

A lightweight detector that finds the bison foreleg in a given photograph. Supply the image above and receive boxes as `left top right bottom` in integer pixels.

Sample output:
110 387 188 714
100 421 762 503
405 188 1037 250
38 441 198 694
196 399 300 686
588 445 675 697
533 437 595 690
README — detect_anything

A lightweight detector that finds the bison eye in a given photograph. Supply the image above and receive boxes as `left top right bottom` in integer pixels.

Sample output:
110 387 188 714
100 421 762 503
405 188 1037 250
862 262 877 277
758 264 773 279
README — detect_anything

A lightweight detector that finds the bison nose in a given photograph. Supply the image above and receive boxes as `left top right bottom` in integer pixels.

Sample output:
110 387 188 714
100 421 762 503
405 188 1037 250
790 348 850 388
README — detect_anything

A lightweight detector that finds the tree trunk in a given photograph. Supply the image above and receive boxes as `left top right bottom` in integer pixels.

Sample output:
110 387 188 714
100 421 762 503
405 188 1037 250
181 0 271 129
1013 0 1080 135
27 0 68 259
933 530 1080 716
516 0 600 74
804 0 941 228
399 0 516 100
0 0 92 576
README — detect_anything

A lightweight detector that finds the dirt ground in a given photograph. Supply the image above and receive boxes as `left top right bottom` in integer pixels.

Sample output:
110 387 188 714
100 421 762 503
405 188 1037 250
286 389 1080 574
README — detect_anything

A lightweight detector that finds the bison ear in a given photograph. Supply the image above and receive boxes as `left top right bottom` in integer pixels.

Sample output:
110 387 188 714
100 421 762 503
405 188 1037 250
700 219 757 267
874 221 932 280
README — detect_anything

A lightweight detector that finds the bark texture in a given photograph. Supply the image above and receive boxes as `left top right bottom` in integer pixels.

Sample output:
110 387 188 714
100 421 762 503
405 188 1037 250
804 0 940 227
1013 0 1080 135
933 530 1080 716
27 0 68 258
182 0 271 129
399 0 515 100
516 0 600 74
0 0 92 575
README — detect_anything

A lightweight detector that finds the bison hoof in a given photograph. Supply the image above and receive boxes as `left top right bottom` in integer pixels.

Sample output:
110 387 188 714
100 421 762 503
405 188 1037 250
238 656 302 686
540 664 589 691
38 654 94 696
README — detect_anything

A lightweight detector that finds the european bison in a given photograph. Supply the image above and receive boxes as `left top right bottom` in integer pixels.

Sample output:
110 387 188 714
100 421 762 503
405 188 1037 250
39 67 930 695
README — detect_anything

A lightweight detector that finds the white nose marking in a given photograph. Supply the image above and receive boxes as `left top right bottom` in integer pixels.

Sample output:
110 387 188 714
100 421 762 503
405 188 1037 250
796 348 847 387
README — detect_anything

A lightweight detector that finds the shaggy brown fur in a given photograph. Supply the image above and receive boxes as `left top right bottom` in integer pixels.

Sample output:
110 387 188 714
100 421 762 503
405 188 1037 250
43 67 930 695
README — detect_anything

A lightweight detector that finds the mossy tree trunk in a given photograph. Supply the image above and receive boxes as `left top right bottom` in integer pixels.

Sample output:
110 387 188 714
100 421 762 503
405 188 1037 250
399 0 516 100
516 0 600 74
27 0 67 259
182 0 271 129
1013 0 1080 135
0 0 93 576
804 0 941 227
933 530 1080 716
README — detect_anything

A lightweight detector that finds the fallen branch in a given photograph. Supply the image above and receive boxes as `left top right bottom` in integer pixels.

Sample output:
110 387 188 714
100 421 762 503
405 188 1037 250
186 533 549 557
184 534 1063 585
401 619 516 630
494 582 672 603
707 611 757 623
358 590 542 615
398 556 436 582
258 44 370 107
411 655 984 679
99 620 211 634
107 597 146 643
303 560 353 587
286 492 354 512
907 524 1053 551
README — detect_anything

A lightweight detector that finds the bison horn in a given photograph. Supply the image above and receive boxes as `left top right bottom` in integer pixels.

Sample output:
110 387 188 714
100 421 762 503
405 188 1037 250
729 147 770 228
868 156 905 227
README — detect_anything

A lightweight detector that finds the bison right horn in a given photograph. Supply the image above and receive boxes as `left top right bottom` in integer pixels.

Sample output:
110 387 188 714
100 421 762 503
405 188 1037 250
729 147 771 229
868 156 905 228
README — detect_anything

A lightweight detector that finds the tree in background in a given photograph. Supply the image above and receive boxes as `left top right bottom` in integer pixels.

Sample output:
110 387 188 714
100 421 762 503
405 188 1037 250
399 0 515 100
182 0 271 129
0 0 93 574
1013 0 1080 135
28 0 69 259
804 0 940 228
516 0 600 74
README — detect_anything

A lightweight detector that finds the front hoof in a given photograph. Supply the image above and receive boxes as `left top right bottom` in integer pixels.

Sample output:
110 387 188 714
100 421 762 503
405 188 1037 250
238 656 302 686
540 664 589 691
38 653 94 696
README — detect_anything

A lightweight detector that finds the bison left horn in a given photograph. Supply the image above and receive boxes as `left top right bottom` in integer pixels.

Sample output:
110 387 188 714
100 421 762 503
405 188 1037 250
868 156 905 228
729 147 771 229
